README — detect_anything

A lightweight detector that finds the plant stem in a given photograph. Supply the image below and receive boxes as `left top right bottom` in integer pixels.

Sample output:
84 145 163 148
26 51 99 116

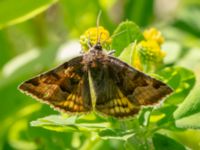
79 134 100 150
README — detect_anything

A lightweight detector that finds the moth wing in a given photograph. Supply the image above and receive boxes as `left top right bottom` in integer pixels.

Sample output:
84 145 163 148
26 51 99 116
19 56 92 114
90 56 173 118
108 56 173 105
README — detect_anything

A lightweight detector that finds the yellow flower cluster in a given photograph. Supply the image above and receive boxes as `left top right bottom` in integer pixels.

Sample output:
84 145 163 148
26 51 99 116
143 28 164 45
134 28 166 71
80 26 112 51
138 40 166 62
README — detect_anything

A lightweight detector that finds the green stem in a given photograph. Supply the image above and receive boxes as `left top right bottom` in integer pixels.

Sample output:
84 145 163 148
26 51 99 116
79 134 100 150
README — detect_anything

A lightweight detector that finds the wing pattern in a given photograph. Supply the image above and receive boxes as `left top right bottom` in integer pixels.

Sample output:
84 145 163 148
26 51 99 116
90 56 173 118
19 53 173 118
19 56 92 114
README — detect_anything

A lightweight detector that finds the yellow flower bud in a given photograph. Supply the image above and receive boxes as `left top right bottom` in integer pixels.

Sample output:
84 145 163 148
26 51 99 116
137 40 165 63
80 26 112 51
143 28 164 45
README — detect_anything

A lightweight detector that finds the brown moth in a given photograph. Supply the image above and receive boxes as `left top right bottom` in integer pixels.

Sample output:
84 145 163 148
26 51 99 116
18 42 173 119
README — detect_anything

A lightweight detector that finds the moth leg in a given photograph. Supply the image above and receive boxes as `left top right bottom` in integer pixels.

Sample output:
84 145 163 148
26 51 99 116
107 50 115 55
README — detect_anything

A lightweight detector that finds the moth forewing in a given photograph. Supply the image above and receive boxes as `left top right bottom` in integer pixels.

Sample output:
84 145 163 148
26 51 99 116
18 56 92 114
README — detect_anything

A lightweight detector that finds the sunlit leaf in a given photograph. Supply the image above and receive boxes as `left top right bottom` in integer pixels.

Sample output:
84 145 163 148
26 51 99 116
174 84 200 129
0 0 58 29
118 42 136 66
99 129 135 140
151 106 180 131
31 115 110 132
111 21 143 56
156 67 195 105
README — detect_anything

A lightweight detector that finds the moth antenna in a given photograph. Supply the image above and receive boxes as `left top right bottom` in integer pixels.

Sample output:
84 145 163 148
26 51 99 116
96 10 102 44
87 32 92 48
98 32 103 44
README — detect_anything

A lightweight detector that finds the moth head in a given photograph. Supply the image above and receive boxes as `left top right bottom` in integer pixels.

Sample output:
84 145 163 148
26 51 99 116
89 42 102 52
93 42 102 51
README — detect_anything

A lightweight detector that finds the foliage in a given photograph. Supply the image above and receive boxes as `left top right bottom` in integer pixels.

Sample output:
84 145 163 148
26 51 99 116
1 0 200 150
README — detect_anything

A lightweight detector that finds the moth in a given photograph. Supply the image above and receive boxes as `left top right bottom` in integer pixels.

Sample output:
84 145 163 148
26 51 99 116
19 42 173 119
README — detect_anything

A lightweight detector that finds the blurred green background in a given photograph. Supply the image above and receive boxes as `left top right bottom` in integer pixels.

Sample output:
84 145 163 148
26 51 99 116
1 0 200 150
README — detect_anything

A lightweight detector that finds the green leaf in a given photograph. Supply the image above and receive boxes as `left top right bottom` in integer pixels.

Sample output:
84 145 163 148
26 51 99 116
175 112 200 129
152 106 180 131
153 133 186 150
138 107 153 127
0 0 58 29
149 67 195 130
174 83 200 129
31 114 110 132
111 21 143 56
118 42 136 65
99 129 134 140
156 67 195 105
